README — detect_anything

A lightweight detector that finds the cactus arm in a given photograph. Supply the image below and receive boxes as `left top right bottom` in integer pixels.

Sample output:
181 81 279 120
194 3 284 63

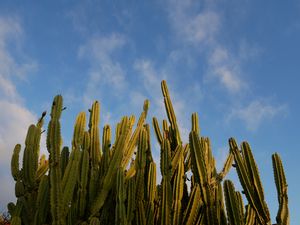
90 117 131 216
172 152 184 225
152 117 163 145
73 112 86 148
171 145 183 176
161 80 182 146
223 180 243 225
146 162 156 202
122 100 149 168
182 184 202 225
60 146 70 177
135 128 147 202
191 112 200 135
244 205 256 225
126 176 137 224
272 153 289 225
23 125 39 189
88 101 101 166
189 132 209 204
229 139 259 216
47 95 63 225
100 125 111 176
78 132 90 218
61 149 80 217
241 142 270 222
115 168 128 225
35 154 49 181
218 152 234 182
11 144 21 181
160 139 172 225
229 138 271 225
33 175 50 225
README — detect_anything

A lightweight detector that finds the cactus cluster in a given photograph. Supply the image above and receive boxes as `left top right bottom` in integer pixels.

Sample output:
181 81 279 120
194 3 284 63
7 81 289 225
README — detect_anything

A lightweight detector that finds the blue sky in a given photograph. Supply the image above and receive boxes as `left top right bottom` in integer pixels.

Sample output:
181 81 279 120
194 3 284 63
0 0 299 223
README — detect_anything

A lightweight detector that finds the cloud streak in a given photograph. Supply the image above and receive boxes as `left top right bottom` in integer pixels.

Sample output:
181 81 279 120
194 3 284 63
227 100 288 131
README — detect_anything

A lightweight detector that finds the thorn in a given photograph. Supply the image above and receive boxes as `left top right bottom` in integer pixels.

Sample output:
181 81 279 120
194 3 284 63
42 111 47 117
242 190 245 194
62 107 67 111
41 130 46 134
108 144 111 148
232 164 236 168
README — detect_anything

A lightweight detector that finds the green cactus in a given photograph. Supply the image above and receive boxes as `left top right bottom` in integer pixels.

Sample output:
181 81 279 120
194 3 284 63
90 116 131 216
115 168 128 225
223 180 243 225
6 80 290 225
89 101 101 166
272 153 289 225
33 175 50 225
47 95 64 225
11 144 21 181
229 138 271 225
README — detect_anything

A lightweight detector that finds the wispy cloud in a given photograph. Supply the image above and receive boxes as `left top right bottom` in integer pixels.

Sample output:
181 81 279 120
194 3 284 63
78 33 127 106
206 47 245 93
166 0 246 94
165 0 287 134
167 0 220 46
227 100 288 131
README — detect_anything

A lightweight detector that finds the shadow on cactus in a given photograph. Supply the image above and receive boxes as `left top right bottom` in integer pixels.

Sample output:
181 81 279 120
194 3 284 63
7 80 289 225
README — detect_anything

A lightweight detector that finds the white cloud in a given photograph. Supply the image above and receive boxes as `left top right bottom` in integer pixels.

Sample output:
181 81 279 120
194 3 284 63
205 46 246 94
78 33 127 105
227 100 288 131
0 101 36 165
166 1 248 95
0 17 38 210
167 0 220 46
133 59 164 98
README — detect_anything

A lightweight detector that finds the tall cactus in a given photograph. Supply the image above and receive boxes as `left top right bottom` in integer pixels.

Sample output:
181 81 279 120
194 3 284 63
223 180 244 225
6 80 290 225
89 101 101 166
229 138 271 225
272 153 289 225
47 95 64 225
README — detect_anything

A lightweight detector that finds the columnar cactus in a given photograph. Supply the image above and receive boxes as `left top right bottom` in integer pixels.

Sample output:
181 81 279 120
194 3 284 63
6 80 289 225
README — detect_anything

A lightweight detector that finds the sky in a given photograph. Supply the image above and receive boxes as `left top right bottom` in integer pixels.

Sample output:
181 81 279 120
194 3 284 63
0 0 299 223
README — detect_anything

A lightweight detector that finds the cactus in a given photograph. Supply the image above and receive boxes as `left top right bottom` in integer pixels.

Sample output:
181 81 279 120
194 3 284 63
89 101 101 166
223 180 243 225
6 80 290 225
47 95 64 225
272 153 289 225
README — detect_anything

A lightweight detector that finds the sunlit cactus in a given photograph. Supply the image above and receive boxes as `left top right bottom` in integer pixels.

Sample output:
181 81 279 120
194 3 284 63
6 80 289 225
